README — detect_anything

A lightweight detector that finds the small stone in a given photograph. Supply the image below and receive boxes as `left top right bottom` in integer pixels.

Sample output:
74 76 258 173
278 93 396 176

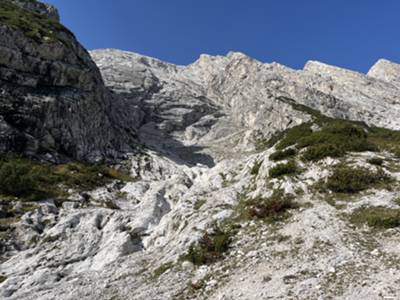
182 261 194 271
371 249 380 256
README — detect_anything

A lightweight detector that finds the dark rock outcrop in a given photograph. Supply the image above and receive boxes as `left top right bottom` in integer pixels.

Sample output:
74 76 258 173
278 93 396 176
0 0 135 162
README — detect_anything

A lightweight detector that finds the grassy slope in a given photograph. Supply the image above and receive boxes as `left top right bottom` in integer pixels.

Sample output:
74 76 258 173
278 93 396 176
0 0 72 42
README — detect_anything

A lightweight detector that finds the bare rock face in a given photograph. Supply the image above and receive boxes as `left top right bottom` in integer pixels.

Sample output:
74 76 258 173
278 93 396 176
368 58 400 88
0 1 134 162
91 49 312 164
91 49 400 165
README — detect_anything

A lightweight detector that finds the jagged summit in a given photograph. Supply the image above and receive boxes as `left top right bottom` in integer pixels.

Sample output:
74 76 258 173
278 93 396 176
368 58 400 87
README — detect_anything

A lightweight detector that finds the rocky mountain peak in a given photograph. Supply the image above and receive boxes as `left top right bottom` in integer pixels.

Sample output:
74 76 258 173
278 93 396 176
368 58 400 87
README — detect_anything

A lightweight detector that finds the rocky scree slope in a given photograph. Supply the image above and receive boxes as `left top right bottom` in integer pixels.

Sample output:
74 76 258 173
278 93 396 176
2 1 400 299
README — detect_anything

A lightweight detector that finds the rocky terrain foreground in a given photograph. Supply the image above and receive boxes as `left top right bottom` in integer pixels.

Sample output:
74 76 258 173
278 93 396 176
1 1 400 299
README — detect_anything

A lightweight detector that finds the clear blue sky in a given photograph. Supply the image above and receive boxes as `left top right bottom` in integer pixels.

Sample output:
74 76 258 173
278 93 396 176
46 0 399 72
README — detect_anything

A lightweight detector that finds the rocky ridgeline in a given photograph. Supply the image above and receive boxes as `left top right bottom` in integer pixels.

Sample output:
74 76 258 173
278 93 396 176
2 1 400 299
91 48 400 164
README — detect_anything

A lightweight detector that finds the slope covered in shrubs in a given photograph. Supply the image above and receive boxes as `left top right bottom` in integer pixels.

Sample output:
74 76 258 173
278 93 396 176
0 155 132 201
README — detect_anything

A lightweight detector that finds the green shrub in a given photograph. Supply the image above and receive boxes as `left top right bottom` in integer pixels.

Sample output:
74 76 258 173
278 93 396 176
275 123 313 150
0 160 38 197
184 226 232 265
302 144 344 161
269 148 297 161
0 155 133 201
269 160 301 178
350 207 400 228
271 97 400 159
250 160 262 175
326 165 392 193
367 157 384 166
273 119 379 161
368 126 400 157
297 122 376 160
247 190 296 220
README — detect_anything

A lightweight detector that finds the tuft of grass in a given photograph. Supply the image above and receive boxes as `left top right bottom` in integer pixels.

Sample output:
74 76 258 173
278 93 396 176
250 160 263 176
350 207 400 229
269 148 297 161
0 275 7 284
183 226 232 265
152 262 173 278
269 160 301 178
367 157 384 166
326 165 393 194
0 1 72 43
193 199 206 210
0 155 133 202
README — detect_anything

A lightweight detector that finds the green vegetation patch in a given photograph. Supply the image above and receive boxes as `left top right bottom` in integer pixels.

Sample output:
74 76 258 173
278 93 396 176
193 199 206 210
272 120 376 162
183 226 233 265
269 160 301 178
250 160 263 175
0 1 72 42
367 157 384 166
302 143 344 161
367 126 400 157
269 148 297 161
265 97 400 161
236 189 297 222
247 191 296 220
275 123 313 151
0 155 133 202
326 165 393 194
152 262 173 278
350 207 400 229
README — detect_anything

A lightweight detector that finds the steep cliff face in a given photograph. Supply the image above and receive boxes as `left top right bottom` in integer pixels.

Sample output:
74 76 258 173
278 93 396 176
91 48 400 165
0 0 134 162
